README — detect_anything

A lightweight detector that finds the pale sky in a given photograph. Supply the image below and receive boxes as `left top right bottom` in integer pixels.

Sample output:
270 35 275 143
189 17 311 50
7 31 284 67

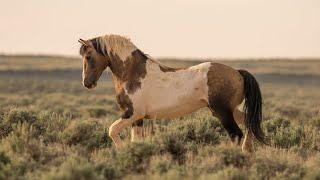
1 0 319 58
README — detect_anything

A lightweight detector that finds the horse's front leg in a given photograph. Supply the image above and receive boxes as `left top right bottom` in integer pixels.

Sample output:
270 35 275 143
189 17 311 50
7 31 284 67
131 119 144 142
109 113 144 148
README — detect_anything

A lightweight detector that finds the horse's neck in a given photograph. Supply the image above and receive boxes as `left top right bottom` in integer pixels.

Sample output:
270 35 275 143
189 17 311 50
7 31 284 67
104 37 137 61
109 49 148 90
109 48 136 62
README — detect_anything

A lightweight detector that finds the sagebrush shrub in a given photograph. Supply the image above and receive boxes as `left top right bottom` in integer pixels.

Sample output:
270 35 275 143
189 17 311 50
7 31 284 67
203 166 247 180
39 156 100 180
211 143 250 169
304 154 320 180
159 134 187 164
87 107 108 118
263 116 304 148
61 120 111 150
4 109 37 125
310 117 320 129
250 148 304 179
115 142 156 173
0 109 38 138
37 111 70 143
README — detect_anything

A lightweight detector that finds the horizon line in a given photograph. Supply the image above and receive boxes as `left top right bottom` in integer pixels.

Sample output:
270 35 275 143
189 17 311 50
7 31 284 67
0 53 320 61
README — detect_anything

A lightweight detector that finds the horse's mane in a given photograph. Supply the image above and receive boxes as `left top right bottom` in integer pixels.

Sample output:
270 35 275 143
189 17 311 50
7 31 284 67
79 34 136 57
79 34 180 70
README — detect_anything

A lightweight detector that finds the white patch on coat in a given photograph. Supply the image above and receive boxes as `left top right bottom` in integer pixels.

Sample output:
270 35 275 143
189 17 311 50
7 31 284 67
127 61 212 119
236 99 245 112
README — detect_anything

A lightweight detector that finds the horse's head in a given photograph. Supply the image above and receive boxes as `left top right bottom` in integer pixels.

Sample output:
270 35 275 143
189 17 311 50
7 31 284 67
78 38 110 89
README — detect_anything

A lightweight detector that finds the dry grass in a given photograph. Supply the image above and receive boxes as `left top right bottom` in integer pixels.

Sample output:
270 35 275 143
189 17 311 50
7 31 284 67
0 55 319 179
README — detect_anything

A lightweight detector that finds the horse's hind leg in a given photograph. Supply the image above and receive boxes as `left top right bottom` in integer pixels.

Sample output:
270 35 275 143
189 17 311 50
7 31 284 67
233 109 253 152
209 101 243 144
131 119 144 142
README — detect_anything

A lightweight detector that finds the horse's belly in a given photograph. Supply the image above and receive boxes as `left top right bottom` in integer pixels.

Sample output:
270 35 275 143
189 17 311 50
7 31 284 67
147 101 207 119
145 91 207 119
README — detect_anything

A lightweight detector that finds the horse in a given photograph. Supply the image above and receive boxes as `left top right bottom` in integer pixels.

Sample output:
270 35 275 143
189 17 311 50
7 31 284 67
78 34 264 152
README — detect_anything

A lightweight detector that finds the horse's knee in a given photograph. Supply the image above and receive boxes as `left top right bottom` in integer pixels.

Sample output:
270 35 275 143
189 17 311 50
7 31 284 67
108 126 117 139
109 120 122 138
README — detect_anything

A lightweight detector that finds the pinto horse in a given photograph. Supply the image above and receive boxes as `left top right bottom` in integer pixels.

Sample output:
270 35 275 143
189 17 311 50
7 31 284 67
78 35 264 152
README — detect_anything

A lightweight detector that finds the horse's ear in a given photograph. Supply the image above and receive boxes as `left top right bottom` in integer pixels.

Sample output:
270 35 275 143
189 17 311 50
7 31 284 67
78 38 88 46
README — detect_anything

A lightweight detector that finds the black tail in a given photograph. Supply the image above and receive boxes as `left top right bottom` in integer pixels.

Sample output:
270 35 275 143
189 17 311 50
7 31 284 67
238 70 265 143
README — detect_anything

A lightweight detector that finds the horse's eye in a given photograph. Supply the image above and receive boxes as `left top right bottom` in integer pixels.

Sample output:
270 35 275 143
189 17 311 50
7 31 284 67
86 56 95 68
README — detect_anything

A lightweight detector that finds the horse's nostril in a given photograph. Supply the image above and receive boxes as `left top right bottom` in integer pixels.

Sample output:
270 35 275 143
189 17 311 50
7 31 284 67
83 82 90 88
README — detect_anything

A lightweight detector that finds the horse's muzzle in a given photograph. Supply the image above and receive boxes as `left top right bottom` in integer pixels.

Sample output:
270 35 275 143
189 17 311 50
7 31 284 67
83 81 97 89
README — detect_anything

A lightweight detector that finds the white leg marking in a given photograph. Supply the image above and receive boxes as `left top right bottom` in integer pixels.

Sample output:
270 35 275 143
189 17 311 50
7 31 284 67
109 115 144 148
233 109 254 152
131 126 145 142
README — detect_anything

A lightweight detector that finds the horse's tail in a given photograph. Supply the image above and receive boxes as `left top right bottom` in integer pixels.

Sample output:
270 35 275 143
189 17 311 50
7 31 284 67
238 70 265 143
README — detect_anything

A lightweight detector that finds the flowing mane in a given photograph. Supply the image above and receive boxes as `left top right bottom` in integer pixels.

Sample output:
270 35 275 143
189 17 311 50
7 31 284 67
80 34 179 71
79 35 137 61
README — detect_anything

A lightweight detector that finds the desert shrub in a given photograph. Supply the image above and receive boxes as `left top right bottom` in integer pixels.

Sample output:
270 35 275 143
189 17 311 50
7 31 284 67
263 116 291 134
0 152 10 166
61 120 111 150
39 156 100 180
0 108 39 138
304 154 320 180
91 142 156 178
90 148 122 180
216 145 249 168
263 117 304 148
310 117 320 129
158 117 223 147
44 105 81 119
0 152 11 179
194 117 225 145
193 144 249 175
37 111 70 144
95 162 119 180
0 111 4 121
0 151 11 179
4 108 37 125
148 155 173 175
201 166 247 180
158 134 187 164
87 107 108 118
115 142 156 173
272 126 303 148
306 129 320 152
250 148 305 179
0 123 46 178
